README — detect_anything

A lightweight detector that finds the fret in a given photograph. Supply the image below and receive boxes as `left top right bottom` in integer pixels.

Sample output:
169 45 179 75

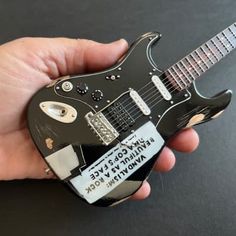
220 31 234 51
181 59 197 79
175 63 190 85
200 44 216 65
205 42 220 61
227 27 236 47
164 23 236 92
210 39 224 58
167 69 183 90
190 53 205 72
222 29 235 49
199 46 214 68
216 35 230 53
176 62 192 83
228 25 236 37
172 65 188 87
185 56 201 76
195 49 210 69
211 37 227 56
172 66 190 88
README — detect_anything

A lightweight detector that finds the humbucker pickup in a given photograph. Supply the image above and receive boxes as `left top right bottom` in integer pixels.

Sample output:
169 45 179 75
85 111 119 145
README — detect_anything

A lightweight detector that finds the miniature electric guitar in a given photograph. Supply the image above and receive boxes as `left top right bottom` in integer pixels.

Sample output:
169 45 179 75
27 23 235 207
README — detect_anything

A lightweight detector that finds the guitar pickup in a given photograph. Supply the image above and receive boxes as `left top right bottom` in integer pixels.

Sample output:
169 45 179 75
85 112 119 145
152 75 172 101
129 89 151 115
151 75 172 101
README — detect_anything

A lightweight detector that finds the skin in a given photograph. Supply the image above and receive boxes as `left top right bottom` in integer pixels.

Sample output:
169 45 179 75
0 37 199 200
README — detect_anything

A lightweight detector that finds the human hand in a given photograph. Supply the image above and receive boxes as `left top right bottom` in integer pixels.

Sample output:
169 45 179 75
0 37 199 200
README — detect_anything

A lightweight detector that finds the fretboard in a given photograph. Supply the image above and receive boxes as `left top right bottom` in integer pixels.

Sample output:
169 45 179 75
165 23 236 90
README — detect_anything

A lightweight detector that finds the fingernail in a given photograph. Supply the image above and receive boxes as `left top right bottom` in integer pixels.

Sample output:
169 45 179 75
113 38 128 48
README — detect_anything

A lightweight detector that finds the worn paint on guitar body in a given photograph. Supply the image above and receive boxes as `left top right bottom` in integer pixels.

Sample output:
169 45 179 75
27 30 233 206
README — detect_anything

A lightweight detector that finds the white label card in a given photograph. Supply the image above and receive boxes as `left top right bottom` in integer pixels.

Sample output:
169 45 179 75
70 121 164 203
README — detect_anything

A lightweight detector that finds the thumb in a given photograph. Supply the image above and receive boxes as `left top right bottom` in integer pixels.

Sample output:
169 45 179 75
1 37 129 78
75 38 129 73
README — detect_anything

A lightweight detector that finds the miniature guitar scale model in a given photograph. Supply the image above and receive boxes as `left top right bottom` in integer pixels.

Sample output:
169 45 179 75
27 23 235 207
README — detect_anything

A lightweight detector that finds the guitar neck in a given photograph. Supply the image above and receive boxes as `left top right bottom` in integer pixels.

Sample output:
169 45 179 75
165 23 236 90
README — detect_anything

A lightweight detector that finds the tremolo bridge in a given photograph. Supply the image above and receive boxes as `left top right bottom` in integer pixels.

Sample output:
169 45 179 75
85 111 119 145
85 98 137 145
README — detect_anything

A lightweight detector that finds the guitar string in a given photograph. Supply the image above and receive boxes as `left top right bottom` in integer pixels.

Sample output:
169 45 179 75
126 30 236 109
120 29 236 112
116 56 235 132
115 62 234 132
108 33 236 132
108 26 236 112
111 53 221 133
123 41 232 126
109 33 236 128
104 32 236 131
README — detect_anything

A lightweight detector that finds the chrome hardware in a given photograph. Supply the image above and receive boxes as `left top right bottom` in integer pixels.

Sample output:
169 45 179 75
110 75 116 80
61 81 73 92
106 75 120 80
39 101 77 123
85 112 119 145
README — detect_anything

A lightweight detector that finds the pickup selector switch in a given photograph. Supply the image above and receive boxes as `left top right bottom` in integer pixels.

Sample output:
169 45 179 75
76 82 88 95
91 90 103 101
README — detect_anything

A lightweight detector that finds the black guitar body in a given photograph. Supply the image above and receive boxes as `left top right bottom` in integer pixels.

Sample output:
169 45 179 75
27 31 232 206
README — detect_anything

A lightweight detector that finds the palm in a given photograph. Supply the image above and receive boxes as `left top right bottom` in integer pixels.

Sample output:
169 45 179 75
0 41 52 179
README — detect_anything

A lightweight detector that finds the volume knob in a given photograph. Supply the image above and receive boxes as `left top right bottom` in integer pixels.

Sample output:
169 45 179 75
91 90 103 101
76 82 88 95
